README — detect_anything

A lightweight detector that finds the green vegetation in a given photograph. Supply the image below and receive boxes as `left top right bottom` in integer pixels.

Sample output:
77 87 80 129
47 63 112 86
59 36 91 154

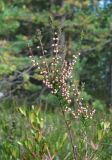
0 0 112 159
0 104 112 159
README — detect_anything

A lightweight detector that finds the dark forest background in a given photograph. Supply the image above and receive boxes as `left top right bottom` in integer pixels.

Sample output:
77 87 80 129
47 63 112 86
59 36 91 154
0 0 112 108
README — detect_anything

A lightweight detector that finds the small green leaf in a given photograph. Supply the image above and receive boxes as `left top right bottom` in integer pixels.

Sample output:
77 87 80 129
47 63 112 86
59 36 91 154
18 108 26 116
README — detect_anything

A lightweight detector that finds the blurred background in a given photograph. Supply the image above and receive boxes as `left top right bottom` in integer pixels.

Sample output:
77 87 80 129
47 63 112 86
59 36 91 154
0 0 112 109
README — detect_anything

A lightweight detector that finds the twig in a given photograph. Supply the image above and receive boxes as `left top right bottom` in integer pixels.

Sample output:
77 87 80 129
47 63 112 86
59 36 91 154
46 147 53 160
61 109 78 160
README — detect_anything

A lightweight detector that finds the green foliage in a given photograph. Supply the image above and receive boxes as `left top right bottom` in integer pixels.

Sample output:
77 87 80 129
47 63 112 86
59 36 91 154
0 103 112 159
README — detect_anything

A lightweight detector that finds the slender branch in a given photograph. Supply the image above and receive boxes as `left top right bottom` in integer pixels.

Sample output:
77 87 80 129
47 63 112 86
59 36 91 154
61 109 78 160
46 147 53 160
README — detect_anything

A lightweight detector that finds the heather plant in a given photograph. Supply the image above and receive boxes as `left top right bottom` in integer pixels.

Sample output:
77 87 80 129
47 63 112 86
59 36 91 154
28 29 95 159
29 30 95 119
0 1 112 159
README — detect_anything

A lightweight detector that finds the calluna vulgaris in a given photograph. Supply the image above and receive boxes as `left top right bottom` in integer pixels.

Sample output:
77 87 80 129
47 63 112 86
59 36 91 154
29 30 95 119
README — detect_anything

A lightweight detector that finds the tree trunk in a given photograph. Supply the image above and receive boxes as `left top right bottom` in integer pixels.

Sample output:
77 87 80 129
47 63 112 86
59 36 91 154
50 0 66 50
110 62 112 107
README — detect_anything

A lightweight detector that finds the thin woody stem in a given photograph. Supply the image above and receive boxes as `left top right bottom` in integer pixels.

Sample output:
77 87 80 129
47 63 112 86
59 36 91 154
61 109 78 160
